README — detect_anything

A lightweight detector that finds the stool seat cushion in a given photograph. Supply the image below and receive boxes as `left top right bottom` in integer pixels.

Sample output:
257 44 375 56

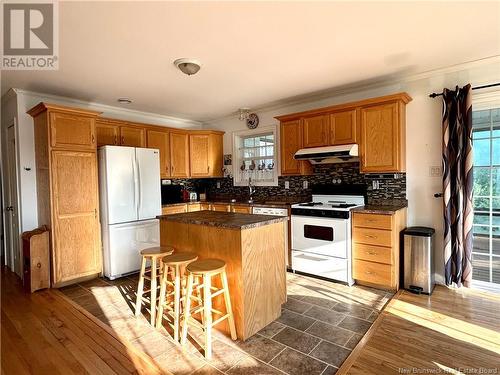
187 259 226 274
161 252 198 265
140 246 174 256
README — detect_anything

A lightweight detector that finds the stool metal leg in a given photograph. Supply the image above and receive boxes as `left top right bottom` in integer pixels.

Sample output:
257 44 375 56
181 273 194 346
135 257 147 316
221 270 237 340
203 274 213 359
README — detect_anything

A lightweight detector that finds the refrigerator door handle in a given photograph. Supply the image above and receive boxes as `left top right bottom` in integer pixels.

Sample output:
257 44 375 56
137 154 142 217
133 152 139 217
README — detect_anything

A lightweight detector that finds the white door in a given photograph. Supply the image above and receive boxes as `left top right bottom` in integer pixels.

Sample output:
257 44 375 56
5 125 20 275
136 148 161 220
103 219 160 279
291 215 348 258
100 146 138 224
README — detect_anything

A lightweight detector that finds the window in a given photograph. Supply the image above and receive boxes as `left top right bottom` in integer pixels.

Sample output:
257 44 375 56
232 126 278 186
472 98 500 289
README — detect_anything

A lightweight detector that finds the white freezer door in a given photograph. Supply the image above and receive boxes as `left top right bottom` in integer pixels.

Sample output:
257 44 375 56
102 146 138 224
103 219 160 279
136 148 161 220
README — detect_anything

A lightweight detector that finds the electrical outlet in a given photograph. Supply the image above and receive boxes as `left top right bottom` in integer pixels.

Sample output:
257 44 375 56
303 180 308 189
216 181 221 189
429 166 442 177
285 181 290 190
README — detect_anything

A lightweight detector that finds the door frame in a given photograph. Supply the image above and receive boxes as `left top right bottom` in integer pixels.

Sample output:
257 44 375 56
2 121 22 275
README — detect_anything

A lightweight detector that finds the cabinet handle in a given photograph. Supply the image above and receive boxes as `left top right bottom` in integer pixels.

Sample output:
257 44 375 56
121 136 125 144
367 251 377 255
114 135 117 145
365 234 376 239
95 208 97 218
91 134 95 144
365 271 374 275
207 166 210 173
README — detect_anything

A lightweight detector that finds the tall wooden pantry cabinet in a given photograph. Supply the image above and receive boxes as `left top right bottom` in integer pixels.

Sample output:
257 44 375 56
28 103 102 287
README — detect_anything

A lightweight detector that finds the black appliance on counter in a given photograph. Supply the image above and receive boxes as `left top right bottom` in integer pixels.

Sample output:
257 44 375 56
161 184 183 205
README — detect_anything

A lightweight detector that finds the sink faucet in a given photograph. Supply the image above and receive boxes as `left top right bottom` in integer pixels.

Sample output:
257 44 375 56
248 176 255 202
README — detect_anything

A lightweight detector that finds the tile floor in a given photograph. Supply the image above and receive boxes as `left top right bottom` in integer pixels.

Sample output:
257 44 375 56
61 272 392 375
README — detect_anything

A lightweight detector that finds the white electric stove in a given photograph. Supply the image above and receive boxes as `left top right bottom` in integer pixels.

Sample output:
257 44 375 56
290 184 366 285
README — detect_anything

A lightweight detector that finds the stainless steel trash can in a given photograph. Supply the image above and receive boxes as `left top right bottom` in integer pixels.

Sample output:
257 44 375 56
402 227 435 294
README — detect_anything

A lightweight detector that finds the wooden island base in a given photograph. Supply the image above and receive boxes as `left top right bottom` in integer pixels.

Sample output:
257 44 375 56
159 214 287 341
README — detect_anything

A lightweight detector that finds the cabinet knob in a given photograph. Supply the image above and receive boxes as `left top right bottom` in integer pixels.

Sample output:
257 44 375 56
36 262 41 269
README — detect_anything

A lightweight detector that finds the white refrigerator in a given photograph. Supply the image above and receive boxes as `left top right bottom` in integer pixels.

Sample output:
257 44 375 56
99 146 161 280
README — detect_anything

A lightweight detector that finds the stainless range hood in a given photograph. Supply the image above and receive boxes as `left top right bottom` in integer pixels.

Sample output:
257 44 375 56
294 144 359 164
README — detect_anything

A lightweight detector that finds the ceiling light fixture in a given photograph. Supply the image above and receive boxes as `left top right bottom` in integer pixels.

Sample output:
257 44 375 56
174 58 201 76
117 98 132 104
238 108 251 121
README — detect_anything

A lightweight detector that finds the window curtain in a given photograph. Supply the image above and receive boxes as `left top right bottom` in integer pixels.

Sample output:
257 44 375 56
442 84 473 287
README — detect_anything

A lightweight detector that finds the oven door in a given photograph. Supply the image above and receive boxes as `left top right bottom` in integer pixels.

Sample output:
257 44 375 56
291 215 348 258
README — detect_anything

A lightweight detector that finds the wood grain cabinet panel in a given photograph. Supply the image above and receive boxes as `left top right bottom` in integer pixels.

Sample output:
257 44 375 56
280 120 313 176
360 102 405 173
211 203 230 212
147 130 170 178
170 131 190 178
50 112 95 150
119 126 145 147
95 121 118 146
232 205 252 214
162 205 187 215
352 213 392 230
303 114 329 147
353 243 392 265
189 134 210 177
28 103 102 287
329 110 357 145
187 203 201 212
51 151 100 283
353 259 392 286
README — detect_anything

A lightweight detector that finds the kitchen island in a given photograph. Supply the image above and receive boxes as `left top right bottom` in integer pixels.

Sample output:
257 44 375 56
157 210 287 340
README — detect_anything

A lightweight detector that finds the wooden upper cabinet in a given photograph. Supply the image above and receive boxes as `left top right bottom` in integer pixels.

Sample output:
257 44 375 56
359 101 405 173
303 114 329 147
280 120 313 176
147 129 170 178
96 120 118 146
49 112 96 150
329 110 357 145
51 150 101 283
189 132 223 178
120 126 145 147
170 131 190 178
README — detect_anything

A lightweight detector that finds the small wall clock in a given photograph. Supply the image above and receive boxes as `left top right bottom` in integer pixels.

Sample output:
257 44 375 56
246 113 259 129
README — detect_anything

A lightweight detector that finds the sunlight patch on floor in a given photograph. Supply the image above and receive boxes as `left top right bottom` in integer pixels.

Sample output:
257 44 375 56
386 299 500 354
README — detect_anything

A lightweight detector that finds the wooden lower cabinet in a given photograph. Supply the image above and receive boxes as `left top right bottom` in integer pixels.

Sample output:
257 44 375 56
232 205 252 214
211 203 230 212
162 205 187 215
29 103 102 287
187 203 201 212
352 209 406 291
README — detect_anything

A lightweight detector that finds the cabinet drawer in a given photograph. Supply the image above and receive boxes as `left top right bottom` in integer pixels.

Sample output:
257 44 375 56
353 243 392 265
353 227 392 247
353 259 391 286
162 205 187 215
187 203 201 212
200 203 211 211
353 213 392 230
212 204 230 212
232 205 251 214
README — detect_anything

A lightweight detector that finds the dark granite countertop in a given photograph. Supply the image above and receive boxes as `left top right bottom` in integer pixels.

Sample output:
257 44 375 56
162 198 308 209
157 210 288 229
352 204 407 215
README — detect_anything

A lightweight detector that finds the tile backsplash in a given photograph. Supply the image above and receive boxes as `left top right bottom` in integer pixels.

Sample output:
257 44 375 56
166 162 406 205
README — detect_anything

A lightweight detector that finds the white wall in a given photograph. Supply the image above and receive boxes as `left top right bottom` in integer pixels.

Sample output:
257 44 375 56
204 61 500 285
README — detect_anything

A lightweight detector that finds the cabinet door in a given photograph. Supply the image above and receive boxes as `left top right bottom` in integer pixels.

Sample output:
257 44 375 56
330 110 356 145
212 204 230 212
147 129 170 178
189 134 210 177
162 205 187 215
96 122 118 147
51 151 101 285
280 120 312 176
50 112 95 150
303 114 329 147
120 126 145 147
170 132 190 178
359 103 400 173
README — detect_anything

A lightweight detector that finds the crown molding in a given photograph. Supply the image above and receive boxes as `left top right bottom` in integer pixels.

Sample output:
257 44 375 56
204 55 500 124
11 88 203 128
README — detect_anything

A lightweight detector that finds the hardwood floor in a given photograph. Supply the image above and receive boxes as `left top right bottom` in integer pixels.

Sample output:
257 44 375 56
338 285 500 374
0 267 169 375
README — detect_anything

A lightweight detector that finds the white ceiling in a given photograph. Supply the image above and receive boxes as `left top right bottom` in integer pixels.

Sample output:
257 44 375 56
2 1 500 122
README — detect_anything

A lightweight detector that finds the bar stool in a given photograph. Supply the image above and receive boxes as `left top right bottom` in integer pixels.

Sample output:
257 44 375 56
181 259 237 359
156 252 198 341
135 246 174 325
